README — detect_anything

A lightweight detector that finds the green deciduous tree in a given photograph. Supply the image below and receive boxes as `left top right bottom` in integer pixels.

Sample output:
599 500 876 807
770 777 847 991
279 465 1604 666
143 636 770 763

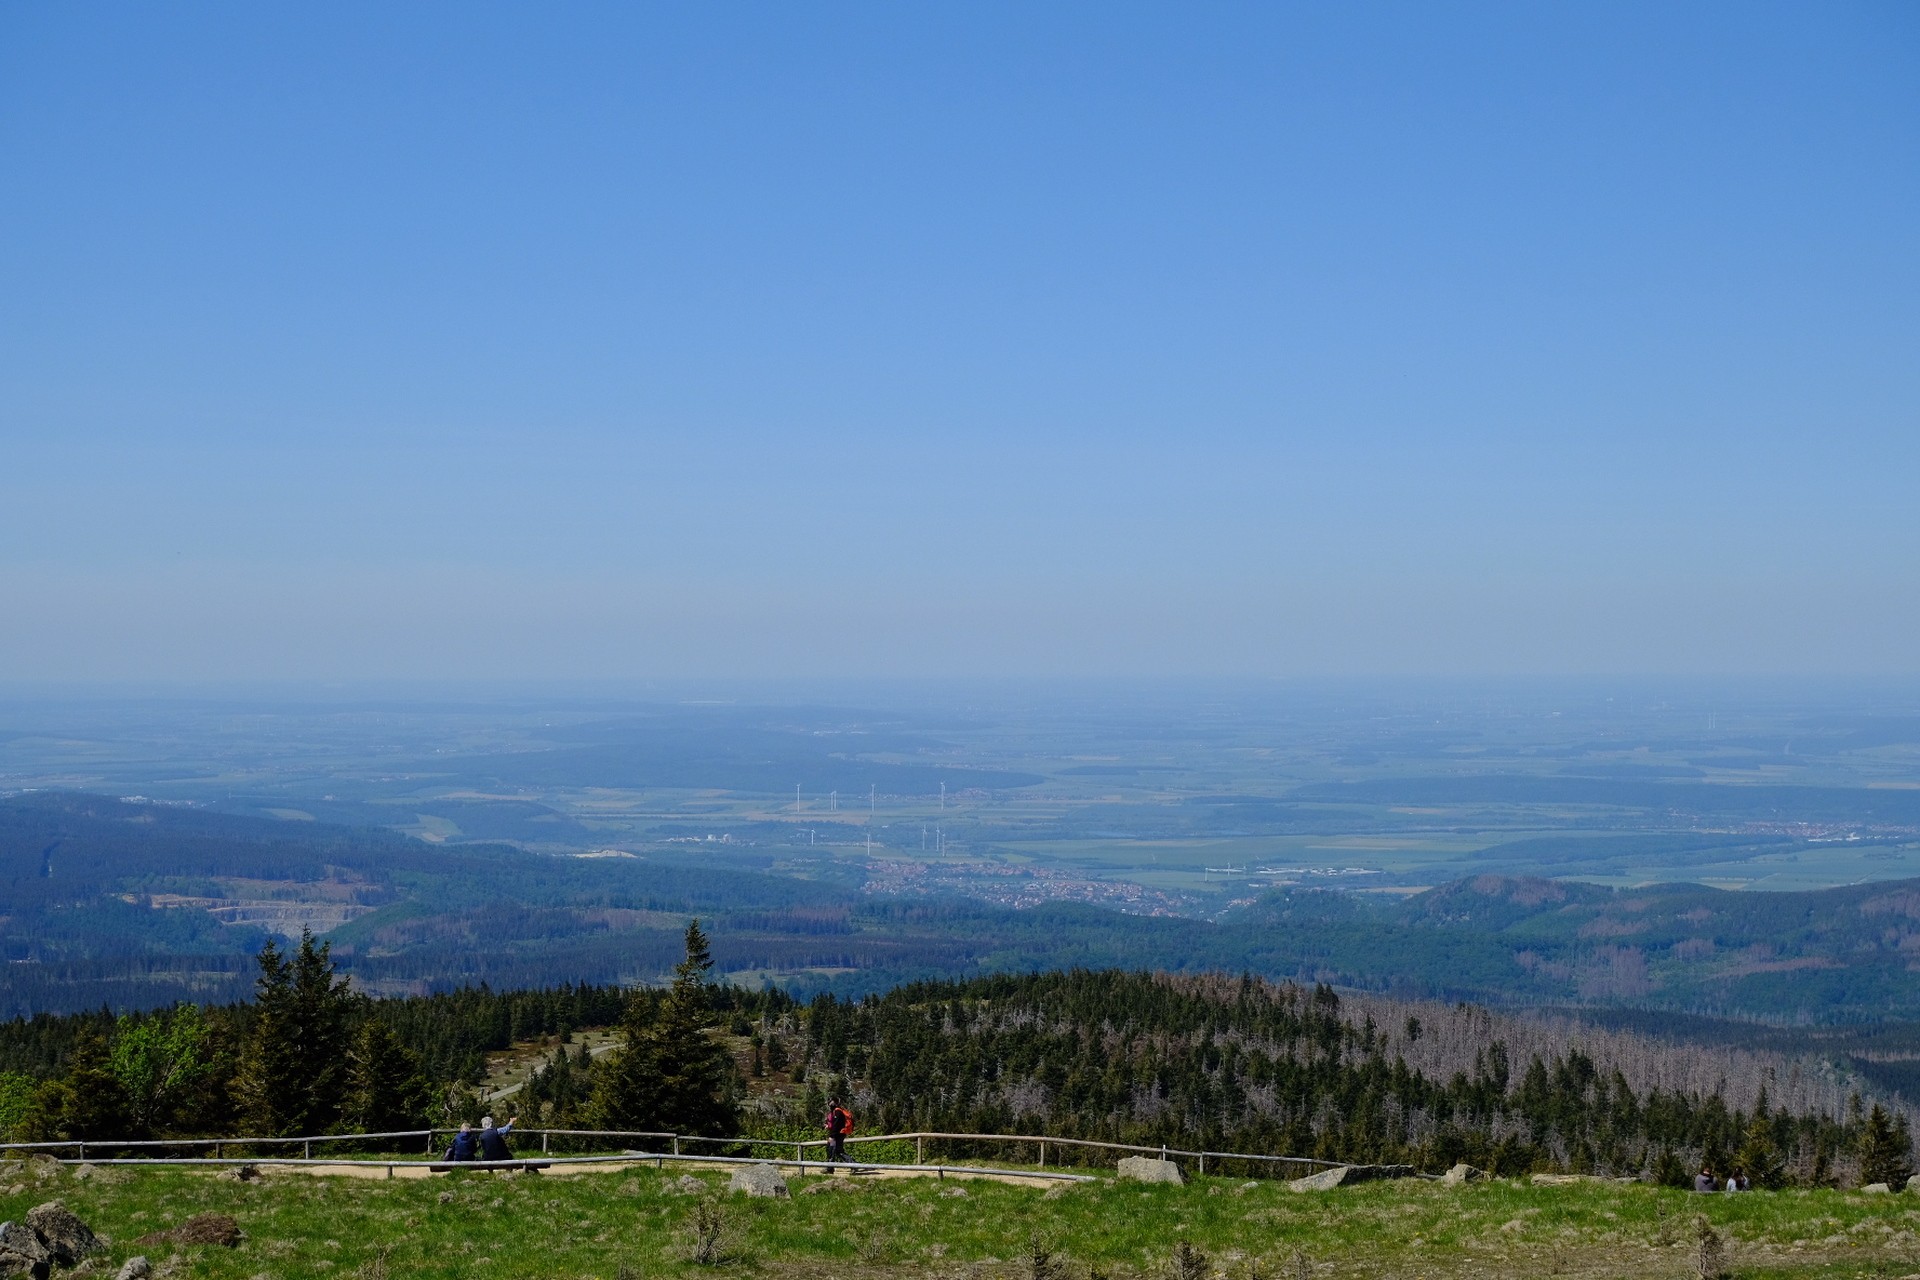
111 1004 214 1136
590 920 739 1136
0 1072 36 1141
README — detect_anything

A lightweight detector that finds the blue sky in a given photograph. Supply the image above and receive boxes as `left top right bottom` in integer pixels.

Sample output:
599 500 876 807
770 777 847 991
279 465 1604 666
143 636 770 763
2 3 1916 680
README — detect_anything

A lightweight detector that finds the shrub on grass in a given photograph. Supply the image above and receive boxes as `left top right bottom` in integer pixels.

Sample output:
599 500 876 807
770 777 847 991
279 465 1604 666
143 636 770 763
682 1194 739 1266
1025 1229 1063 1280
1167 1239 1208 1280
1692 1216 1726 1280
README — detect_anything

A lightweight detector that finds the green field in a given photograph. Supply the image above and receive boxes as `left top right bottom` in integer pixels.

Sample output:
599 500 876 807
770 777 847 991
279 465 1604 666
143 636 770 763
10 1160 1920 1278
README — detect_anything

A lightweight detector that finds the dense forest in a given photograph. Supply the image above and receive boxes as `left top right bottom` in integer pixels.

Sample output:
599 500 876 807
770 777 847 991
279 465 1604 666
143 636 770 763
788 971 1919 1185
3 936 1913 1188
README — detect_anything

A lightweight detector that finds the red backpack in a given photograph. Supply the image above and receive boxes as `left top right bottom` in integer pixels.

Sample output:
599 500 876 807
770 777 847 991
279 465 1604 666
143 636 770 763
829 1105 854 1136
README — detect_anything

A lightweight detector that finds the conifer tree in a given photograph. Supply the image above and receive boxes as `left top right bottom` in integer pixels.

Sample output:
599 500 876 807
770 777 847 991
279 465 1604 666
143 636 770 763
27 1029 129 1141
1735 1112 1787 1189
233 931 354 1135
343 1019 432 1135
589 920 739 1136
1859 1103 1914 1187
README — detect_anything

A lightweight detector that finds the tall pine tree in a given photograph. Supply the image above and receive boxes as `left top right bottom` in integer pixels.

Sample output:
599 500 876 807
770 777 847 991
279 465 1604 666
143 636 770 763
233 931 354 1136
589 920 738 1136
1859 1103 1914 1187
26 1030 129 1142
343 1019 432 1136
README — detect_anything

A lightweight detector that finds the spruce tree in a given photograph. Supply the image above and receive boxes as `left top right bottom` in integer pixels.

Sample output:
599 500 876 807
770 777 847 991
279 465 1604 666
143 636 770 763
1859 1103 1914 1187
1734 1112 1787 1189
343 1020 432 1136
233 932 354 1135
26 1030 129 1142
589 920 739 1136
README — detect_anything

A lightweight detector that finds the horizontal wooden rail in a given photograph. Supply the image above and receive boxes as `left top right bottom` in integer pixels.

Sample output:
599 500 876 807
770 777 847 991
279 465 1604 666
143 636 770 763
770 1131 1343 1175
29 1149 1097 1183
5 1128 1335 1176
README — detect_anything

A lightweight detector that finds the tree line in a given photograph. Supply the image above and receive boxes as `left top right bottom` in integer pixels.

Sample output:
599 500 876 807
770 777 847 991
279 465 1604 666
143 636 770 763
3 942 1913 1186
762 970 1912 1186
0 923 761 1146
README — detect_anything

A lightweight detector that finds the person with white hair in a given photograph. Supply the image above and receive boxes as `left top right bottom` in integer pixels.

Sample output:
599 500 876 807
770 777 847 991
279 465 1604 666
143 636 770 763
478 1113 516 1162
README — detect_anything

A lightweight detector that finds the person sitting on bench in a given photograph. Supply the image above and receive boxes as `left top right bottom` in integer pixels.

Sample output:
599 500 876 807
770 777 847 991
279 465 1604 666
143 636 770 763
446 1122 479 1162
479 1114 516 1162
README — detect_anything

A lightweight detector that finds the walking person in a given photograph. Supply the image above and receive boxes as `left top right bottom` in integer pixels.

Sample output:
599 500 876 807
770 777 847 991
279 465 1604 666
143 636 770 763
823 1097 853 1163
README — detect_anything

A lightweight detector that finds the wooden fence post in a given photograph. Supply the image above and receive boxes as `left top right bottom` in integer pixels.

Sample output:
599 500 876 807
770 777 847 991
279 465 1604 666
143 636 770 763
916 1137 924 1165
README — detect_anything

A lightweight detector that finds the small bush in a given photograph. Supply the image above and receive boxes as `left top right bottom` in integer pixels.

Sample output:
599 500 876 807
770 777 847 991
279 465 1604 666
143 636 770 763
856 1229 896 1265
682 1195 738 1266
1693 1215 1727 1280
1168 1240 1209 1280
1026 1229 1063 1280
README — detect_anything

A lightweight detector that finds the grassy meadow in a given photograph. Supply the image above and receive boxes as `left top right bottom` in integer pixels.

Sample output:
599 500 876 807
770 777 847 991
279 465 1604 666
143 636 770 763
7 1159 1920 1279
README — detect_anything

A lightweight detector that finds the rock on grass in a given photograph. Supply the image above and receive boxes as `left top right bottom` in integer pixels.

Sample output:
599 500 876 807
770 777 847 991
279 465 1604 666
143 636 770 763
26 1202 104 1267
134 1213 244 1249
1117 1157 1186 1185
729 1164 790 1198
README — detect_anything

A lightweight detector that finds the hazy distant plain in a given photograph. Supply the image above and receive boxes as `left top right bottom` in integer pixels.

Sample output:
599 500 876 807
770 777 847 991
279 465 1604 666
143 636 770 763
5 682 1919 911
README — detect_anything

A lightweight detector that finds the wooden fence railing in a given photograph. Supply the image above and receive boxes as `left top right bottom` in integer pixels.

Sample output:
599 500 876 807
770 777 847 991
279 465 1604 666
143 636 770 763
1 1128 1339 1178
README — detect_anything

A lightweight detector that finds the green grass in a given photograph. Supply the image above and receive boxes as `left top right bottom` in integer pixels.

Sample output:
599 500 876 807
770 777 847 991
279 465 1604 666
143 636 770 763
9 1160 1920 1278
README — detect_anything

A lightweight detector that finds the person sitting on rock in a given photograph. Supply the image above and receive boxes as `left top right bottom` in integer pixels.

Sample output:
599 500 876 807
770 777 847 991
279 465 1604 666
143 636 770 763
1693 1165 1718 1193
479 1114 516 1162
447 1122 479 1162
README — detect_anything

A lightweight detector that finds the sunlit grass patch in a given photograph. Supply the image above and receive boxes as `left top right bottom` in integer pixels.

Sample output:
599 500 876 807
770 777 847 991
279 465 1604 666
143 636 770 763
6 1162 1920 1277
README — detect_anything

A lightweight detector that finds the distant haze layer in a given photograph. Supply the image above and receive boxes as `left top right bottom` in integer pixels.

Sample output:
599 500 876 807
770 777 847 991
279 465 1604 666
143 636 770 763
1 4 1915 678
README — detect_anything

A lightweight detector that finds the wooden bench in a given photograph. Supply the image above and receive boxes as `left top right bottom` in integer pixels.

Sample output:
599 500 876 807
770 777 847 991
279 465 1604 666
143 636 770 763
428 1160 553 1173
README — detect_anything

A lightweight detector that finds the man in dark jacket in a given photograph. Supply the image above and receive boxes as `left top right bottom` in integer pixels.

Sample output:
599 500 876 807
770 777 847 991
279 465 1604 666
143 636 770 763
479 1114 516 1162
447 1122 478 1162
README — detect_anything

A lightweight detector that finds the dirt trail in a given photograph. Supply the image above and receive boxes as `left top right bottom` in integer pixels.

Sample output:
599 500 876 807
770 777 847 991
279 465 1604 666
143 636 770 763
266 1158 1084 1188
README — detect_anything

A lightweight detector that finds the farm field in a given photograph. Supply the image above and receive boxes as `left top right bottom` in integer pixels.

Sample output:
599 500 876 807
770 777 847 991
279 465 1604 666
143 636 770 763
9 1159 1920 1279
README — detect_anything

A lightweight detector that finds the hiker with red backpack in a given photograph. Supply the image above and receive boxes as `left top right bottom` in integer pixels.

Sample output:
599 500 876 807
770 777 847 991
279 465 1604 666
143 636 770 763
823 1098 853 1162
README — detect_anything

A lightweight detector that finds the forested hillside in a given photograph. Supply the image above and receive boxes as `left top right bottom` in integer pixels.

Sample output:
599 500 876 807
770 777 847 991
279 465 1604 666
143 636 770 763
784 971 1905 1184
5 949 1913 1189
13 792 1920 1028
